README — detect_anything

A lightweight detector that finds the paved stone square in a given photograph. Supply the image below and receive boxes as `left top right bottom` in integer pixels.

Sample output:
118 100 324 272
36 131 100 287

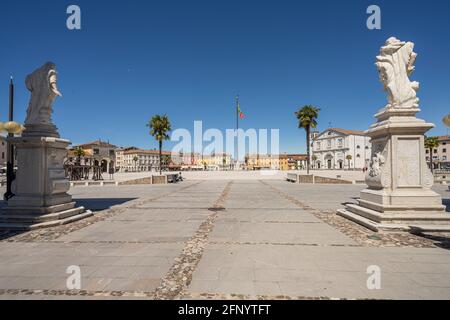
0 178 449 300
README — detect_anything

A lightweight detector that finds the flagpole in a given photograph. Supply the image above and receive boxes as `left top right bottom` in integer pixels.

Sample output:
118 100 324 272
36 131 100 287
4 77 15 201
236 95 239 132
235 95 239 169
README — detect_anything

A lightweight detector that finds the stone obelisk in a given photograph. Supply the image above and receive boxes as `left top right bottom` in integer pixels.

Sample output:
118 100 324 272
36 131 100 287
338 38 450 232
0 62 92 230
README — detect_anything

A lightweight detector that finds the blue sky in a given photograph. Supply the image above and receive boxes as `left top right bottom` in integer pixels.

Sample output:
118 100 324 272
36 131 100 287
0 0 449 153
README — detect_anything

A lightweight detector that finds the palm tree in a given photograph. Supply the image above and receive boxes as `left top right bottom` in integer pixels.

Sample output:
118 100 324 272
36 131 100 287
425 136 439 172
74 147 85 165
346 155 353 170
161 154 171 169
295 105 320 174
311 155 318 170
147 114 172 175
133 156 139 172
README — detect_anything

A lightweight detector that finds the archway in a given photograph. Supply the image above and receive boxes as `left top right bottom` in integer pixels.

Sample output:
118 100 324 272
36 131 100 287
325 154 333 169
101 160 108 173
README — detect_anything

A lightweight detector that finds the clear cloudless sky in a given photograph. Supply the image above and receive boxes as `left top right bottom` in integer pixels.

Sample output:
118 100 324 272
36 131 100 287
0 0 449 153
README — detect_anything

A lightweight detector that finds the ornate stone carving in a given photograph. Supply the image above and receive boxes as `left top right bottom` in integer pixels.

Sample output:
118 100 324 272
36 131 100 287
376 37 419 109
25 62 62 126
368 152 385 178
366 141 390 189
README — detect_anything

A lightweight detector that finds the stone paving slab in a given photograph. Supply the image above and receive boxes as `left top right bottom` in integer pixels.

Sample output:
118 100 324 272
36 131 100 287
106 208 209 222
0 241 183 292
216 209 322 223
57 219 203 243
188 244 450 299
265 181 366 210
210 220 356 245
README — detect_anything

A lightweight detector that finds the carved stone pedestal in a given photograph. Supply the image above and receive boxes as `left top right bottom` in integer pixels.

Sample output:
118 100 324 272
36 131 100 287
0 136 92 230
338 108 450 232
338 37 450 232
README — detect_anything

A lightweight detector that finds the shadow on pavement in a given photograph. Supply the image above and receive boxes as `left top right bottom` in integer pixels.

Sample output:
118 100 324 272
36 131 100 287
415 233 450 250
0 198 136 241
74 198 137 211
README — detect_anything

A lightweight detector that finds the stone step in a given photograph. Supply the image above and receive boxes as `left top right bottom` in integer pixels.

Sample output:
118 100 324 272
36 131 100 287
337 209 382 232
0 207 86 223
0 210 93 231
358 199 446 213
337 209 410 232
0 202 77 215
345 204 383 223
345 204 450 224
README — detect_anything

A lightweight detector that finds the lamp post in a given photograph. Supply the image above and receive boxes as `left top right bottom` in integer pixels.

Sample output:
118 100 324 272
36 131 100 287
1 77 24 201
444 114 450 128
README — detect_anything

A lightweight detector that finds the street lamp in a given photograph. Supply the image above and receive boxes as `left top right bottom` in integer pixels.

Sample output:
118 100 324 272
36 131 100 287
1 77 24 201
443 114 450 128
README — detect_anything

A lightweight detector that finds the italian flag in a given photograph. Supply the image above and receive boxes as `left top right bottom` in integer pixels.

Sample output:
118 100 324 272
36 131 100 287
237 102 245 119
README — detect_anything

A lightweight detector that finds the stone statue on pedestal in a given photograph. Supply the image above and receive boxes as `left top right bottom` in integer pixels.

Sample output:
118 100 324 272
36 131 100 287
376 37 420 110
25 62 62 126
22 62 63 138
0 62 92 231
338 37 450 232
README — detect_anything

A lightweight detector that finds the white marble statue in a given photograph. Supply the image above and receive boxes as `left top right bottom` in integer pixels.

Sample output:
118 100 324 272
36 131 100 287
376 37 420 109
25 62 62 126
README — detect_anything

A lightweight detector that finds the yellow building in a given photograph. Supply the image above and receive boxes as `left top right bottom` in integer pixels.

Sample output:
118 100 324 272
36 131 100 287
244 154 296 171
245 154 286 170
197 153 232 170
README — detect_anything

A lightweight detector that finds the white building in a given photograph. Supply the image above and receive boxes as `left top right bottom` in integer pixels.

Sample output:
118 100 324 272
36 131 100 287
120 149 171 172
311 128 371 170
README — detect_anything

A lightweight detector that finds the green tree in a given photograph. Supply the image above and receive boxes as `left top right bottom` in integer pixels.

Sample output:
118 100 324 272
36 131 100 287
74 147 85 165
295 105 320 175
425 136 439 172
311 155 318 170
346 154 353 170
147 114 172 175
133 156 139 172
161 154 171 169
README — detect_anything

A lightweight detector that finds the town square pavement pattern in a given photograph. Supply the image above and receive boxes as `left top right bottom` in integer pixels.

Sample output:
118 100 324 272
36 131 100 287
0 180 449 299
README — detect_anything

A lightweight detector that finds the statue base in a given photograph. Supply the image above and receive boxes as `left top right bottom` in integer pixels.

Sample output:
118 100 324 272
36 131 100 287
337 108 450 232
0 135 92 231
22 124 60 138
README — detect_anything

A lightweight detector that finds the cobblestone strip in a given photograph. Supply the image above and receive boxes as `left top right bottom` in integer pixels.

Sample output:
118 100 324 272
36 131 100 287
182 292 347 300
153 182 233 300
0 289 347 300
259 180 445 248
208 241 360 247
0 181 204 243
0 288 155 298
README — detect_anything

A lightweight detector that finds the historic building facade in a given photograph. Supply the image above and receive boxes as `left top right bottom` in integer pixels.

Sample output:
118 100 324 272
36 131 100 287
311 128 371 170
245 154 291 170
120 149 172 172
286 154 308 170
67 140 117 173
200 153 233 170
426 135 450 169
